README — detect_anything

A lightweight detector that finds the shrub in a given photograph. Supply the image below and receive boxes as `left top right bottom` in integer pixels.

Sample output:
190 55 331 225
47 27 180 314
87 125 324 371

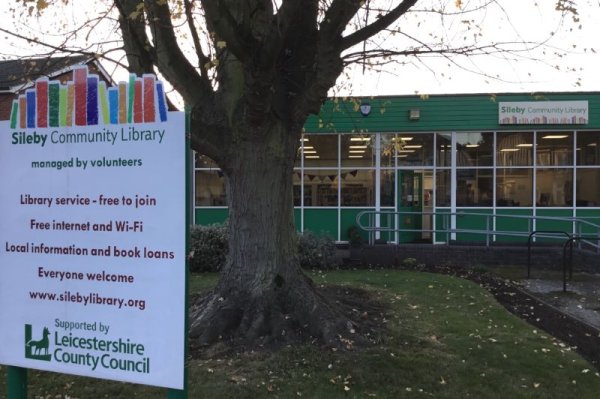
402 257 417 267
188 224 339 273
189 223 229 273
297 231 339 270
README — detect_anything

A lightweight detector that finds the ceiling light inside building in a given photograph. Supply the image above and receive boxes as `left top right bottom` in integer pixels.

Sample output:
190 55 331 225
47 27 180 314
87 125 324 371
542 135 568 139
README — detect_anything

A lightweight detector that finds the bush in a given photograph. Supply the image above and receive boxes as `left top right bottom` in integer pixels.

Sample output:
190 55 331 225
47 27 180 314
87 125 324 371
188 224 339 273
189 223 229 273
297 231 339 270
402 257 417 267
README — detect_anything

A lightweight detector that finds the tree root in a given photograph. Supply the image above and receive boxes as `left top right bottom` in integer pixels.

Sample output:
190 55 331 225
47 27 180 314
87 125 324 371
188 278 372 351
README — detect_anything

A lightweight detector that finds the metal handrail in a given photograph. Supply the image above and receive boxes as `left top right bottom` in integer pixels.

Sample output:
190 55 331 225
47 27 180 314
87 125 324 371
527 231 572 278
355 210 600 252
562 236 600 292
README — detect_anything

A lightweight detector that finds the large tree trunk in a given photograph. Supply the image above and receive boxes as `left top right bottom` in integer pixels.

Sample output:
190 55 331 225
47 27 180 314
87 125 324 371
189 124 354 347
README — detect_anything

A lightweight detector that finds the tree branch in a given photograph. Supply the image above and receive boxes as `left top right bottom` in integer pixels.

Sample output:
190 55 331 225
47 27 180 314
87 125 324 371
114 0 155 75
200 0 259 63
183 0 212 84
140 0 211 104
341 0 418 50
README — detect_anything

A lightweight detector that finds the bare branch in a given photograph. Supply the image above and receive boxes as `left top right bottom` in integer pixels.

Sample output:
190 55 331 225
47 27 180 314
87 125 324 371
183 0 211 83
341 0 418 50
114 0 155 75
140 0 211 104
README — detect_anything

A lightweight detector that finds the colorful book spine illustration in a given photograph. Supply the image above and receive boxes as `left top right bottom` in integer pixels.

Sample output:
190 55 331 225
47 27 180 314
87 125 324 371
74 67 87 126
134 78 143 123
87 76 98 125
59 86 67 127
108 87 119 124
10 65 168 129
99 81 110 125
36 79 48 128
49 82 60 127
26 90 36 128
143 75 155 123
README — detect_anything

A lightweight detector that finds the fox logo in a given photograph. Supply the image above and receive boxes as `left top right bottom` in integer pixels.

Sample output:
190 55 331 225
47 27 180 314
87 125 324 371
25 324 51 362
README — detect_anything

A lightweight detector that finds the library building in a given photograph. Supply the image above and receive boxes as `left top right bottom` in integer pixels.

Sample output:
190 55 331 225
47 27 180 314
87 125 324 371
194 92 600 244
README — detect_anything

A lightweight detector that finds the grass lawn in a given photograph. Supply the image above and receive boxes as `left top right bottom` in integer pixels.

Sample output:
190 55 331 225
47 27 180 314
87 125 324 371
2 269 599 398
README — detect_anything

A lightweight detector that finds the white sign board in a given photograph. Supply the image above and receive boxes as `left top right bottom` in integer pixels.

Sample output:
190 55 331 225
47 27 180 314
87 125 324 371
499 101 588 125
0 68 186 389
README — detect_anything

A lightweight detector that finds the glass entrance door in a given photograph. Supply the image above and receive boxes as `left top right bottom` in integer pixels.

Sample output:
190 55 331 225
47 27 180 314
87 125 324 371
397 170 423 242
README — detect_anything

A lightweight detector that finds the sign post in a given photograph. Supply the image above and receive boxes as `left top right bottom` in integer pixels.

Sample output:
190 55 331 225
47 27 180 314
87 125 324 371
1 67 187 396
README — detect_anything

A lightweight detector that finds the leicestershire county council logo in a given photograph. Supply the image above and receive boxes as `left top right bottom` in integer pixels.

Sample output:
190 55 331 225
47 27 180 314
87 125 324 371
25 324 52 362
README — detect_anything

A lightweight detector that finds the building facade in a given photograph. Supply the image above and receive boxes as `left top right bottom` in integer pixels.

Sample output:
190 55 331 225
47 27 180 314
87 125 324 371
194 92 600 243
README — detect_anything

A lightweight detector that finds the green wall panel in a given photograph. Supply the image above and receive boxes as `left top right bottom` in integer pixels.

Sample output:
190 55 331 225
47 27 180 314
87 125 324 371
455 208 493 242
194 208 228 225
304 209 338 239
534 209 574 244
495 209 533 243
294 208 302 232
341 208 372 242
574 209 600 236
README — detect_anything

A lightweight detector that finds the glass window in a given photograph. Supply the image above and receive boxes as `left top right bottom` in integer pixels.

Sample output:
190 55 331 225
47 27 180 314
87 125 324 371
195 170 226 206
536 132 573 166
576 168 600 206
497 132 533 166
304 170 338 206
399 172 417 207
341 134 374 167
379 134 396 167
457 169 493 206
436 133 452 167
536 168 573 207
577 131 600 166
396 133 434 166
340 170 374 206
302 135 338 168
456 132 493 167
380 170 395 207
435 169 451 206
496 168 532 207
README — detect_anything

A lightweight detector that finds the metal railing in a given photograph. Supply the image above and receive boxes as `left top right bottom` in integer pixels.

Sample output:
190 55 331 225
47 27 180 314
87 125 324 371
527 231 573 278
355 210 600 253
562 235 600 292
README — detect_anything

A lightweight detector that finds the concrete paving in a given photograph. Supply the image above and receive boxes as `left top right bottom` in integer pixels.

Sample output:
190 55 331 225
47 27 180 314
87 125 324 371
518 274 600 330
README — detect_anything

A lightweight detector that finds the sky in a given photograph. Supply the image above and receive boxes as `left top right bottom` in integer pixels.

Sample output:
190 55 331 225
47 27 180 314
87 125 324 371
1 0 599 97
